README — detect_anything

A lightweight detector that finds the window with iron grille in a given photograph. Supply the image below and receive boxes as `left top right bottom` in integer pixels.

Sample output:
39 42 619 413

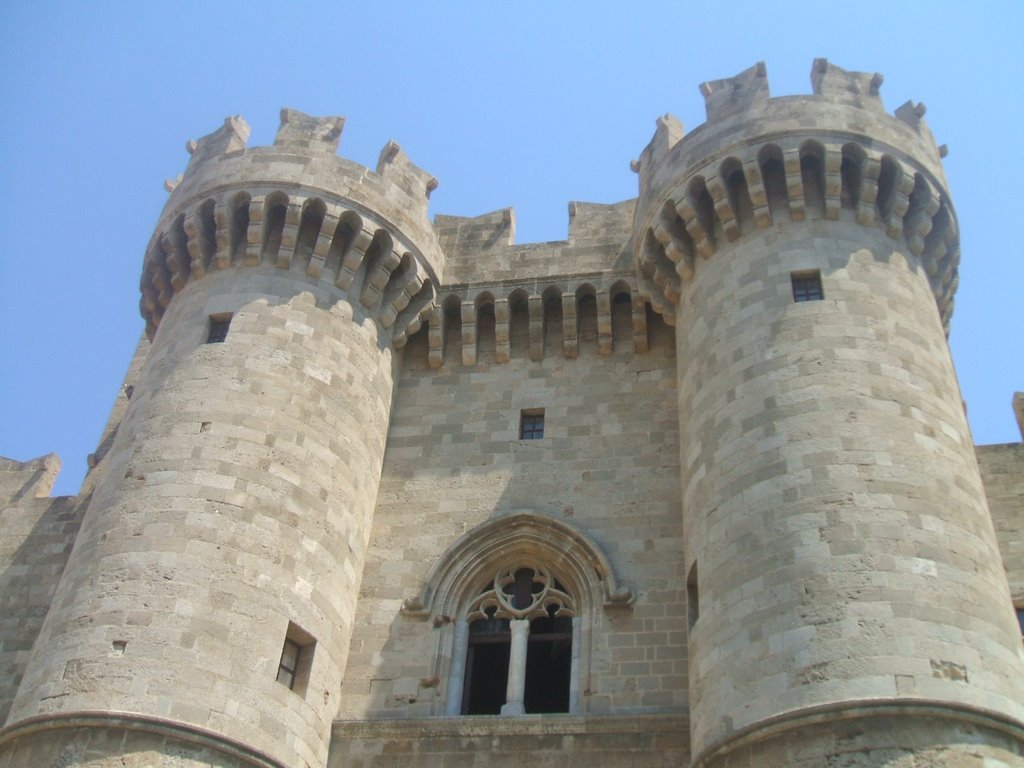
520 410 544 440
791 271 823 302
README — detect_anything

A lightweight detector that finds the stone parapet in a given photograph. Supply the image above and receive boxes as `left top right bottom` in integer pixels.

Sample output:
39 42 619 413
143 110 443 346
633 60 958 331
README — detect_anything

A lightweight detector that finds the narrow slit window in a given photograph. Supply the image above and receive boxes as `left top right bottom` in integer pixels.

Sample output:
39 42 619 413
687 562 699 631
520 410 545 440
791 271 823 302
207 314 232 343
277 622 315 695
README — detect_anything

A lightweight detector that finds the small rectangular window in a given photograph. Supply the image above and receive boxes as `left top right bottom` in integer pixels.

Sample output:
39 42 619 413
277 622 315 695
791 271 823 302
207 314 232 343
1016 606 1024 639
520 410 544 440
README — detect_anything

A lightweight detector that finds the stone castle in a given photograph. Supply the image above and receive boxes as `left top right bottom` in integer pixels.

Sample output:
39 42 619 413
1 60 1023 767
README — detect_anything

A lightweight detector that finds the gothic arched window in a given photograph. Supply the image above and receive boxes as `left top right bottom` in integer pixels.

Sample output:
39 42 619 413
402 511 633 717
459 565 576 715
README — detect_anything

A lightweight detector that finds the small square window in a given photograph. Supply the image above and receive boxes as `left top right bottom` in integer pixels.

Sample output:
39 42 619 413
520 410 544 440
207 315 232 343
791 271 823 302
277 621 315 695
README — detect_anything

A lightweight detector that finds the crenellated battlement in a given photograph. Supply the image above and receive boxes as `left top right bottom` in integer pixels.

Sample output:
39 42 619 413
810 58 884 105
633 60 957 330
143 109 444 346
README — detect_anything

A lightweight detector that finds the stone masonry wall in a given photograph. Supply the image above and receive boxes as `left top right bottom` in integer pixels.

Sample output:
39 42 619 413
328 714 689 768
978 443 1024 602
0 456 85 724
337 311 685 720
436 200 635 285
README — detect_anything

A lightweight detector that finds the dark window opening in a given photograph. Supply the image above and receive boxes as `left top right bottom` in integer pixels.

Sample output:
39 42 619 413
1016 607 1024 639
520 410 544 440
687 562 699 631
577 293 598 349
207 315 232 343
229 197 250 260
277 622 315 695
263 202 288 261
791 271 824 303
611 291 633 353
463 613 511 714
524 613 572 713
460 569 574 715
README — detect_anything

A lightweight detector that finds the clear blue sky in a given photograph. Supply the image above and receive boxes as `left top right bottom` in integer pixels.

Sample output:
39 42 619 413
1 2 1021 496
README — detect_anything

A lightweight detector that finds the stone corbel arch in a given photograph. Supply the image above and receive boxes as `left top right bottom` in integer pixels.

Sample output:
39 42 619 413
403 510 633 717
402 510 633 623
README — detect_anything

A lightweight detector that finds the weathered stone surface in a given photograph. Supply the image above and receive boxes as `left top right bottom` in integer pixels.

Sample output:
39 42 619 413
1 60 1022 768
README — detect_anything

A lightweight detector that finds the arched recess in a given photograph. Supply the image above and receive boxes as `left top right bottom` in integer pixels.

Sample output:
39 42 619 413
609 279 633 354
294 197 327 268
402 510 633 716
720 157 754 234
575 283 598 354
541 285 564 357
758 144 788 219
441 293 462 366
326 209 363 277
799 140 826 216
228 191 251 262
840 143 866 211
475 291 496 363
508 288 531 360
262 190 289 263
196 198 218 270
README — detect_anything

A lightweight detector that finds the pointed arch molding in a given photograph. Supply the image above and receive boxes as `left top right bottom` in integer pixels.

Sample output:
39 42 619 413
402 511 634 621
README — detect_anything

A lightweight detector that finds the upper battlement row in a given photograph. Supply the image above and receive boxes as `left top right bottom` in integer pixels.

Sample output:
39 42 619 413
144 60 957 342
636 59 946 199
161 108 445 285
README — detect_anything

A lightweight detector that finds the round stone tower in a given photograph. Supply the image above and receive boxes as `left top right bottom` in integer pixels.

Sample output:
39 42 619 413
5 111 441 768
634 61 1024 766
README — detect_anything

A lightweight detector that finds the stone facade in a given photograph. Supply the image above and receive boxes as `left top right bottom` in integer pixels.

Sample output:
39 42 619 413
1 61 1022 768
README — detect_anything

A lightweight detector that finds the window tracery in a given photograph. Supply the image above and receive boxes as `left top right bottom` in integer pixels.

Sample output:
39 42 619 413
467 566 575 623
402 510 633 717
461 566 576 715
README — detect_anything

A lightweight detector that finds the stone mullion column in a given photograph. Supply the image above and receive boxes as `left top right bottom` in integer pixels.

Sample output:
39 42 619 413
444 620 470 716
568 616 582 714
500 619 530 715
